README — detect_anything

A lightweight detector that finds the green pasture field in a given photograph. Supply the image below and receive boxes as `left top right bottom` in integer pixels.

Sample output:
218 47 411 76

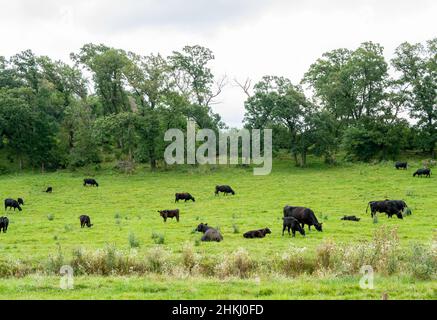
0 159 435 299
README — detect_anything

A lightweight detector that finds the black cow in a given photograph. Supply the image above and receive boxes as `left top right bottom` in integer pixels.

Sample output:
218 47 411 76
0 217 9 233
366 200 409 219
79 215 93 228
158 209 180 222
243 228 271 238
46 187 53 193
4 199 22 211
413 168 431 178
195 223 223 242
83 178 99 187
175 193 195 202
17 198 24 205
215 185 235 196
395 162 408 170
282 216 305 237
341 215 361 222
283 206 323 232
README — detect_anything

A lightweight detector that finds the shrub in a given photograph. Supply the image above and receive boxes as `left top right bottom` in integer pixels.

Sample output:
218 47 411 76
277 246 314 276
216 248 254 278
47 214 54 221
406 243 436 280
128 233 140 248
316 240 336 270
181 242 198 273
145 246 169 273
151 232 165 245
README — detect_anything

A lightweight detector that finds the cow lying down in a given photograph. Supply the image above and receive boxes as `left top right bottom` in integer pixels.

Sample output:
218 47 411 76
341 215 360 222
243 228 271 238
195 223 223 242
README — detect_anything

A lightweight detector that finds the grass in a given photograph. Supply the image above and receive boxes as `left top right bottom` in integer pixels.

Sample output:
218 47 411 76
0 275 434 300
0 158 435 299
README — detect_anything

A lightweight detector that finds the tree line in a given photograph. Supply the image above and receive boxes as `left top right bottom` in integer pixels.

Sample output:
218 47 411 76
243 39 436 166
0 39 435 171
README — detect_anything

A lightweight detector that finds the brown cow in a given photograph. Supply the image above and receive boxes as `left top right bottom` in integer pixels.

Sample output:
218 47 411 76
158 209 180 222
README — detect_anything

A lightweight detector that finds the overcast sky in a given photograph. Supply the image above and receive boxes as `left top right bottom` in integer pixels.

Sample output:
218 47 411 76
0 0 436 127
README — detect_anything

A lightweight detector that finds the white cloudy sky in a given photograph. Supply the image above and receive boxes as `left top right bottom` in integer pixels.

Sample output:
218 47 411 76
0 0 436 127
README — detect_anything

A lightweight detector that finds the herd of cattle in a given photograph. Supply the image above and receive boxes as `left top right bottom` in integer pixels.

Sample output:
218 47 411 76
0 163 431 241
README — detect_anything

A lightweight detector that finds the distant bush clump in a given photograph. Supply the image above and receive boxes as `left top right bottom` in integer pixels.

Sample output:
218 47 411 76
151 232 165 245
128 233 140 248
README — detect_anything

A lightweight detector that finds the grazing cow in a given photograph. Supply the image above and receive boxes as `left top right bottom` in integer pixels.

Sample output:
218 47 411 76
341 215 361 222
79 215 93 228
215 185 235 196
243 228 271 238
158 209 180 222
366 200 409 219
4 199 22 211
282 216 305 237
283 206 323 232
195 223 223 242
413 168 431 178
395 162 408 170
17 198 24 206
0 217 9 233
175 193 195 202
45 187 53 193
83 178 99 187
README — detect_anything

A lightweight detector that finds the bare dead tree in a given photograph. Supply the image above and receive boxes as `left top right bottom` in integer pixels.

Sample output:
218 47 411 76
205 74 228 106
233 77 252 98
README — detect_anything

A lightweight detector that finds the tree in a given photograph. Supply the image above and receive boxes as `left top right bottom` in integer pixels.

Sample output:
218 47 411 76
303 42 389 123
71 44 130 115
169 45 226 129
392 39 437 157
244 76 311 166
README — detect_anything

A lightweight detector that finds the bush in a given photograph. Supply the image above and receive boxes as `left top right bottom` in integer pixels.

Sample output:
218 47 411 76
128 233 140 248
151 232 165 245
145 246 169 273
47 214 54 221
216 248 255 278
406 243 436 280
181 242 198 273
277 246 314 276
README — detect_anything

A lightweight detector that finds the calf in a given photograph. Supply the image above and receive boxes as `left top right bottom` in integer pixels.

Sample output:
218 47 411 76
283 206 323 232
413 168 431 178
45 187 53 193
341 215 361 222
215 185 235 196
195 223 223 242
158 209 180 222
0 217 9 233
395 162 408 170
83 178 99 187
79 215 93 228
243 228 271 238
175 193 195 202
282 216 305 237
4 199 22 211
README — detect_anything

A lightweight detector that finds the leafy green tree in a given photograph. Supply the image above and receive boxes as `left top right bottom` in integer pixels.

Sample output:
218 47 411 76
343 118 410 161
244 76 311 166
392 39 437 157
303 42 389 123
169 45 225 129
71 44 130 115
